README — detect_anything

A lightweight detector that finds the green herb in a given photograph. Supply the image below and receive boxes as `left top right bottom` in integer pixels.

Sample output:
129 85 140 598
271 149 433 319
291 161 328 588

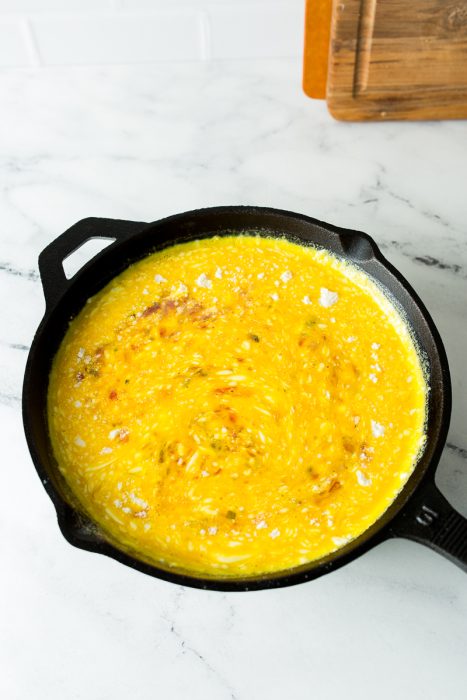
249 333 260 343
194 368 208 377
226 510 237 520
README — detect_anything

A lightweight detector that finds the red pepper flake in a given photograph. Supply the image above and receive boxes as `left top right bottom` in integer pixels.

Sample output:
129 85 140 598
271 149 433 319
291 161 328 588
109 390 118 400
142 302 161 317
162 299 177 315
76 372 85 384
159 327 167 338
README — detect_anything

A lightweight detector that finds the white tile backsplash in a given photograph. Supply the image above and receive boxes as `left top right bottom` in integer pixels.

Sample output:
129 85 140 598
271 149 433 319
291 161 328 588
0 0 113 10
0 0 304 67
32 12 203 65
209 4 303 59
0 19 29 66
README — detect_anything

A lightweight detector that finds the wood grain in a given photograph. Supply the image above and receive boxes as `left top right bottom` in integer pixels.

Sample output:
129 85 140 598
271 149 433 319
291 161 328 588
326 0 467 121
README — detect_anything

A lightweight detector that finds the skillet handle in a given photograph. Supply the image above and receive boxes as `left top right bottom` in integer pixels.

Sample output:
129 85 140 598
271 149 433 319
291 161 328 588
38 217 148 308
389 479 467 572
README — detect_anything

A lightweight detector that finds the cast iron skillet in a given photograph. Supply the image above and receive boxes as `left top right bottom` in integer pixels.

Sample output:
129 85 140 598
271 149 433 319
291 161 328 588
22 206 467 590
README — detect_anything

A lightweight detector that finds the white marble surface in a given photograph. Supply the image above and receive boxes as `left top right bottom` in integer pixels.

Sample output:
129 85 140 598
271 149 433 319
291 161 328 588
1 60 467 700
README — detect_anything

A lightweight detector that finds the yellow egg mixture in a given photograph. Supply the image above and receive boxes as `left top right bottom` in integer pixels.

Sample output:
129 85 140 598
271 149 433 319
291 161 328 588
48 235 427 577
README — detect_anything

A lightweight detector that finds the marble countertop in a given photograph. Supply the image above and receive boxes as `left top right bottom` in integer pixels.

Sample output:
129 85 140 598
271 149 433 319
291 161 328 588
1 60 466 700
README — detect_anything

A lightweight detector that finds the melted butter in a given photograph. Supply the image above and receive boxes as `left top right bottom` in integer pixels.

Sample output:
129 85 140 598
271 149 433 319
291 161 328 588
48 235 427 576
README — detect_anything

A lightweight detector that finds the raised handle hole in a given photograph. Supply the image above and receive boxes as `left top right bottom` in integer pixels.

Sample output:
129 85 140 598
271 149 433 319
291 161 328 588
62 237 116 280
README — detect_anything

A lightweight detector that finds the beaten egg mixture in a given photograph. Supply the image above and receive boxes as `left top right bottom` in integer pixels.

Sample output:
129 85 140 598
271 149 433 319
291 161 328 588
48 235 427 576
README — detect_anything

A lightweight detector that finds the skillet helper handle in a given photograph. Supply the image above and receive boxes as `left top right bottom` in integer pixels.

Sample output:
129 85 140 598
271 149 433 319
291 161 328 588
38 217 147 309
390 480 467 572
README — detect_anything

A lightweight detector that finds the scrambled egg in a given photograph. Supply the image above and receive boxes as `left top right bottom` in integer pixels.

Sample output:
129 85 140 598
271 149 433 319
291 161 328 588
48 235 427 576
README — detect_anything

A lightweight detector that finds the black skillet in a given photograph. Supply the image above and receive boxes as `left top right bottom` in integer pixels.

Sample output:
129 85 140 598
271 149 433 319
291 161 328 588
22 206 467 590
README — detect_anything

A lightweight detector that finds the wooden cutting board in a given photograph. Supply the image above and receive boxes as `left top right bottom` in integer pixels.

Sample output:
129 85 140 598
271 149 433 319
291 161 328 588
304 0 467 120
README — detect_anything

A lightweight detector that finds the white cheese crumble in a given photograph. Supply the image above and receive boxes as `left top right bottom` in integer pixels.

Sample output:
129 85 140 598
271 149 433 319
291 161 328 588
100 447 112 455
319 287 338 308
74 436 86 447
129 492 148 509
371 342 380 350
332 536 351 546
270 292 279 301
353 416 360 425
371 420 385 438
269 528 280 539
356 469 372 486
302 295 312 305
74 400 82 408
214 267 223 279
77 347 85 360
347 336 357 343
154 274 167 284
196 273 212 289
256 520 268 530
369 373 378 383
280 270 293 283
208 526 218 535
108 429 120 440
257 272 265 279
